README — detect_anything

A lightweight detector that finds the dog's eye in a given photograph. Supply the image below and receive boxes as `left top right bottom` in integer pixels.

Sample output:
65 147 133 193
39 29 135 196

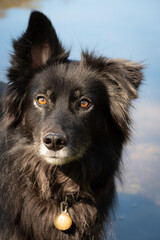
37 96 47 105
80 99 90 109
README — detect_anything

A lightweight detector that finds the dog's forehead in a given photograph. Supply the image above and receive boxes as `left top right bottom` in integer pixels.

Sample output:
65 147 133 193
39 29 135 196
51 62 92 82
33 62 95 94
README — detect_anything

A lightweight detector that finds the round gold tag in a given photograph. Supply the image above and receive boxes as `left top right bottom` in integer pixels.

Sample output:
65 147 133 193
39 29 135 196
54 211 72 231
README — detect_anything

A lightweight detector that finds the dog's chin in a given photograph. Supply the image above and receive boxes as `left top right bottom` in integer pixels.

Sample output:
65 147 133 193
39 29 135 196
43 156 75 166
39 144 81 166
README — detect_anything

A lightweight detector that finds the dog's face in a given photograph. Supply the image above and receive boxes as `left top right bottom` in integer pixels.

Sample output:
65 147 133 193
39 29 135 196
23 64 107 165
3 11 143 166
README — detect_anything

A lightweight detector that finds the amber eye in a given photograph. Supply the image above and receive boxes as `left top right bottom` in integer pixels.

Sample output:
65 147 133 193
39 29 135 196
37 96 47 105
80 99 90 108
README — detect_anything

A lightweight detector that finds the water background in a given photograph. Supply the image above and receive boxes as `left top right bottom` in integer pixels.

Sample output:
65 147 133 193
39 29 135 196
0 0 160 239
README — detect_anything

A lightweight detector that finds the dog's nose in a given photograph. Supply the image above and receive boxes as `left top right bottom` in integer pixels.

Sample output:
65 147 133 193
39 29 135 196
43 133 67 151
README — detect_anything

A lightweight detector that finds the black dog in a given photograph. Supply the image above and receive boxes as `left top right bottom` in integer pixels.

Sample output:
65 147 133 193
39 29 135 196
0 11 143 240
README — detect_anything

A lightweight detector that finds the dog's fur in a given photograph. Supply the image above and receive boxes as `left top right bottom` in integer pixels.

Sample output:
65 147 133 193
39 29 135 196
0 11 143 240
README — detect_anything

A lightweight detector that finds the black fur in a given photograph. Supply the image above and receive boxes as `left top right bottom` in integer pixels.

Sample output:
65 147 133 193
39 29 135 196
0 82 6 116
0 11 143 240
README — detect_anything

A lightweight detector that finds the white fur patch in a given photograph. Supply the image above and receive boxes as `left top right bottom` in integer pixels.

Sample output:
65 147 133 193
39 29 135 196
39 143 75 165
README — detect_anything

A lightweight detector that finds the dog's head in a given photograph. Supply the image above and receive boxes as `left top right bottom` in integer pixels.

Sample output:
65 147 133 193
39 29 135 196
3 11 143 166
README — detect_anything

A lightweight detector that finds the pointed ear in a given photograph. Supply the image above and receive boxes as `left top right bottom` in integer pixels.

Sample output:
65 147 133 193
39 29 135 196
5 12 69 130
10 11 69 78
26 11 69 68
82 52 144 135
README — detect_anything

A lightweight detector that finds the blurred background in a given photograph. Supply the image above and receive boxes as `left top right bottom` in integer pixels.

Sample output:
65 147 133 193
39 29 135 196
0 0 160 239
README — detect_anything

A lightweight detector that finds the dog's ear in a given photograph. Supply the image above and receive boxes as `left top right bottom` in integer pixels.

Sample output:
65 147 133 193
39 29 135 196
4 12 69 130
82 52 144 136
9 11 69 79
